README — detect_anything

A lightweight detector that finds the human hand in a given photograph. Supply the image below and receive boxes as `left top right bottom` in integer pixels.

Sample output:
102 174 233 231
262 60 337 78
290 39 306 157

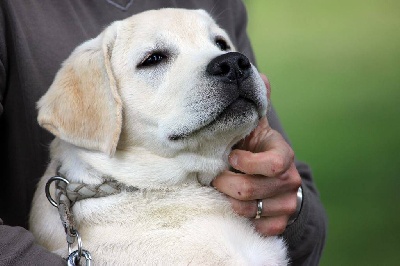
212 74 302 236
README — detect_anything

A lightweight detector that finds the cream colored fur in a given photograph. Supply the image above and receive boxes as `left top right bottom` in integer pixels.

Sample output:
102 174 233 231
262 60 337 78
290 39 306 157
30 9 288 265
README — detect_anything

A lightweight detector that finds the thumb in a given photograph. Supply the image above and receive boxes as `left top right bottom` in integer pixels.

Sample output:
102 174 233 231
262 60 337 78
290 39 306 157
238 116 272 152
260 73 271 101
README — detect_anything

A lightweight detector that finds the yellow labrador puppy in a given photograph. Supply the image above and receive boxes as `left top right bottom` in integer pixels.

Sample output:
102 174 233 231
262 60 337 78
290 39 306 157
30 8 287 265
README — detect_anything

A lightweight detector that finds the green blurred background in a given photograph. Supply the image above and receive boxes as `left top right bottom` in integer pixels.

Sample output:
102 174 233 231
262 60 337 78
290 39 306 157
244 1 400 265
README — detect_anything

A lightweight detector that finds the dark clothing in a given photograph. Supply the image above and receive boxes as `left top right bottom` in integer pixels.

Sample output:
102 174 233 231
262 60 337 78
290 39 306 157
0 219 66 265
0 0 327 265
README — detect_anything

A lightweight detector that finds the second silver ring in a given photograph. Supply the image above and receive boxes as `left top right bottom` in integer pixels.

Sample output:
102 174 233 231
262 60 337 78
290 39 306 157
255 199 263 219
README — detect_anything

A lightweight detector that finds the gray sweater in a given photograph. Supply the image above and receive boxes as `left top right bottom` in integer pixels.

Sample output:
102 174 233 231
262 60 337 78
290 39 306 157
0 0 327 265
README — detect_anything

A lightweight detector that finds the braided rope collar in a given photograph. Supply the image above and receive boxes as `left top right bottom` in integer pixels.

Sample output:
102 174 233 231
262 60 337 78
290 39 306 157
53 168 139 204
44 166 140 262
45 167 140 244
59 176 139 204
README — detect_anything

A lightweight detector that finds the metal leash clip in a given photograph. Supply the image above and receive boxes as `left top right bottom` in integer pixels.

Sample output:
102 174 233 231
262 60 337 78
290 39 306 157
67 230 92 266
67 250 92 266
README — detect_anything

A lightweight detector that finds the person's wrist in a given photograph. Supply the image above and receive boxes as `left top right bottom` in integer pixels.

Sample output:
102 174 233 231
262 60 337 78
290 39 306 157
287 186 303 226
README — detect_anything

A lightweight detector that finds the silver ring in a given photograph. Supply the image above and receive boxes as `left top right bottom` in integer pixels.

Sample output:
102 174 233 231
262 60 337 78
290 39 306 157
287 186 303 226
45 176 70 207
255 199 263 219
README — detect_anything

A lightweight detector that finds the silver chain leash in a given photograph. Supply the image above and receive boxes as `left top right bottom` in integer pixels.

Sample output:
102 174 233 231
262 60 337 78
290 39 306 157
44 168 139 265
66 230 92 266
45 175 92 266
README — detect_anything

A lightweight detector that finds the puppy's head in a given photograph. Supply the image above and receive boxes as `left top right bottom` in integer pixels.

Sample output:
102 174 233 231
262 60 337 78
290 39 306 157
38 9 267 164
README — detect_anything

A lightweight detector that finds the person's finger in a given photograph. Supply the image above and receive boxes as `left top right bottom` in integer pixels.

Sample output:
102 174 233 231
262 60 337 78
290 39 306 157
229 146 294 177
234 117 271 151
212 168 300 200
227 192 298 218
253 215 289 236
259 73 271 100
241 121 288 154
275 163 302 184
212 170 274 200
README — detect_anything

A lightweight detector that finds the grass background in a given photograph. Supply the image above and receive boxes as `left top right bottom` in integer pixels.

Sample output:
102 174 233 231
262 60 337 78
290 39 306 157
244 1 400 265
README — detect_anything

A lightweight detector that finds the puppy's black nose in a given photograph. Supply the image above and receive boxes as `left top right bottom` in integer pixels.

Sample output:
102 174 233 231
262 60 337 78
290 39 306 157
206 52 251 83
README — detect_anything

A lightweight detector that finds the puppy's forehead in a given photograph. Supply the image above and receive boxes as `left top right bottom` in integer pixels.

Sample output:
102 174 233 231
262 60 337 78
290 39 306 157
119 9 228 45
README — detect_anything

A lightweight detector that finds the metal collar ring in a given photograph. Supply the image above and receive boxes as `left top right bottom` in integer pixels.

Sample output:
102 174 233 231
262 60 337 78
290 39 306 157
45 176 70 207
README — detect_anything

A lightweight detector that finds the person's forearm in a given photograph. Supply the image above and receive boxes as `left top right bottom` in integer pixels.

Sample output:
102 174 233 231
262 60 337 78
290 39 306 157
0 219 66 266
283 161 328 265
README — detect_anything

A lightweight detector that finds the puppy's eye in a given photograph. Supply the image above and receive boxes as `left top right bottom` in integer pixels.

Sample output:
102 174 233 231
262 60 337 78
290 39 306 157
139 52 166 67
215 38 230 51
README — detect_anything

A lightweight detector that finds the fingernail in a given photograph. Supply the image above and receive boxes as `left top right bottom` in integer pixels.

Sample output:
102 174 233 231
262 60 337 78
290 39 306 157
229 154 238 167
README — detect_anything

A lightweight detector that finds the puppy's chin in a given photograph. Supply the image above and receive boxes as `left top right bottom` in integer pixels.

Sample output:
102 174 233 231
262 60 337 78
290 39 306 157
164 100 259 154
171 99 258 139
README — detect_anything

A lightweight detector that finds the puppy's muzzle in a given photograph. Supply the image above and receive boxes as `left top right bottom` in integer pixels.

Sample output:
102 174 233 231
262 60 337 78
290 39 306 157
206 52 251 84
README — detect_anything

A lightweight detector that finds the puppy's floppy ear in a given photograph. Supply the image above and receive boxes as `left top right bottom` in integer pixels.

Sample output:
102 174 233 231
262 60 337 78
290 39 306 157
37 22 122 156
